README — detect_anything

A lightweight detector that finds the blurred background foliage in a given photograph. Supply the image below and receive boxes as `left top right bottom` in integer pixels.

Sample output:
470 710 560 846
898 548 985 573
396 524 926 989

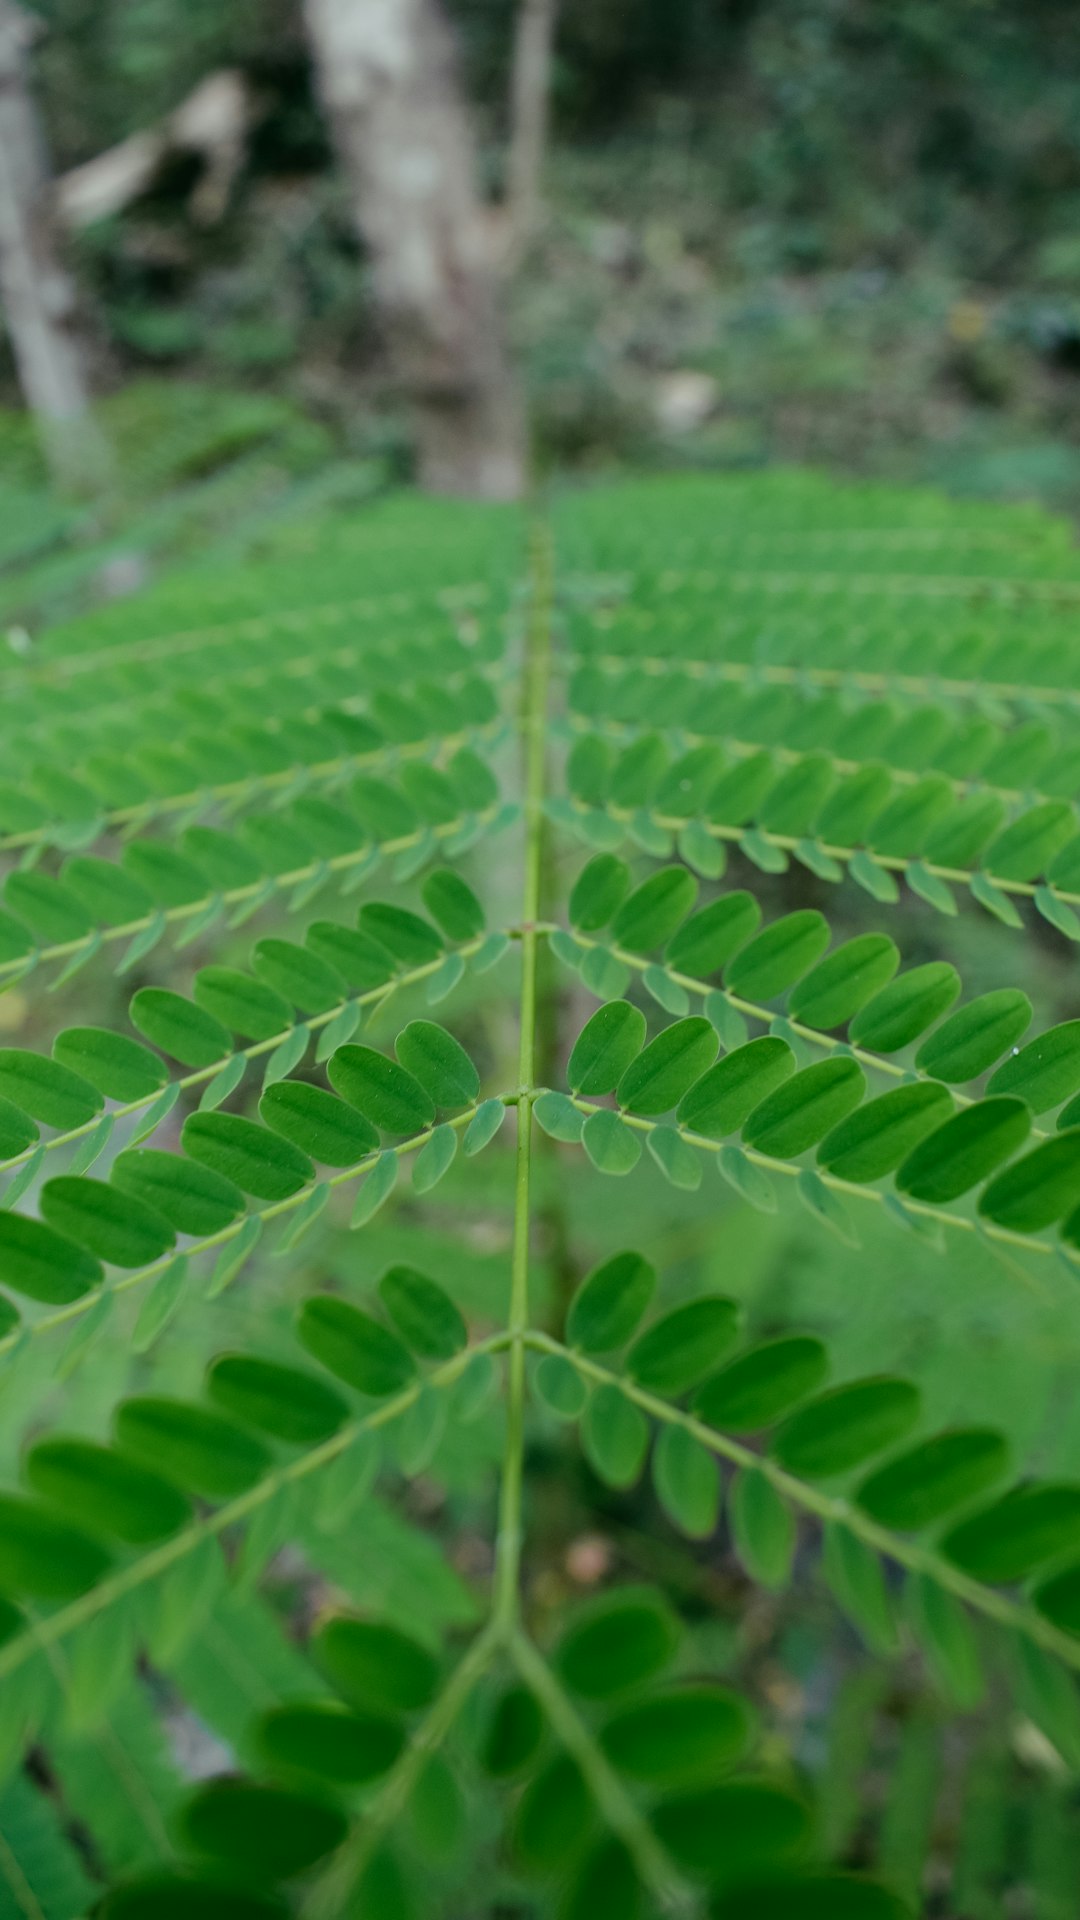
4 0 1079 514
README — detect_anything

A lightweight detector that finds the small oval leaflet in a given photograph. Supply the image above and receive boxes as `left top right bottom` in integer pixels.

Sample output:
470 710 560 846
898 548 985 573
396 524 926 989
378 1263 467 1360
695 1335 830 1432
39 1176 175 1270
329 1043 435 1135
582 1382 649 1489
770 1376 921 1478
616 1015 717 1116
567 1000 646 1096
742 1056 866 1161
914 988 1032 1084
259 1081 378 1167
676 1035 795 1139
558 1586 680 1699
626 1295 740 1396
895 1096 1030 1204
114 1396 270 1499
182 1112 314 1201
611 867 698 953
206 1353 348 1445
395 1020 480 1109
296 1294 416 1397
314 1614 438 1713
255 1700 403 1785
857 1427 1010 1530
24 1437 190 1545
567 1249 656 1353
581 1107 641 1174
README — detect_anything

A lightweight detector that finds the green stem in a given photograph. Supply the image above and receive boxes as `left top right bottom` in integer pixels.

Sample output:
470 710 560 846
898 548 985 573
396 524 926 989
525 1332 1080 1676
304 1620 501 1919
492 524 553 1632
510 1627 697 1915
0 1335 511 1684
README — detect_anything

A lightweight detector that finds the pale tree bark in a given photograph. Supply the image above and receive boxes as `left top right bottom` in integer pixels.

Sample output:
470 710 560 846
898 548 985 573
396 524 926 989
0 1 108 493
506 0 557 257
303 0 525 500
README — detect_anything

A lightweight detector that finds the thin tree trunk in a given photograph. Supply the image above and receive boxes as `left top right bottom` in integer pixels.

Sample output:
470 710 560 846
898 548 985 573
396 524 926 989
506 0 557 256
303 0 525 500
0 1 108 493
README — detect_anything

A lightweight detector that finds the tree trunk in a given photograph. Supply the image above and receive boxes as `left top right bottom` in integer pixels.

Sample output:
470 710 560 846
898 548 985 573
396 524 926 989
0 2 108 494
506 0 557 256
303 0 525 500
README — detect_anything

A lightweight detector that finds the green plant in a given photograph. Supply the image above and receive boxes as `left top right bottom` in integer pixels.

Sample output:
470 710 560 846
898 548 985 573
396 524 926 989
4 470 1080 1916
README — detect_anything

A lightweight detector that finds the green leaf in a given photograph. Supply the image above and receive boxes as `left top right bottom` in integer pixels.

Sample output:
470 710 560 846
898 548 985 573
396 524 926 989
616 1016 717 1115
568 1249 656 1353
979 1130 1080 1230
480 1683 544 1777
895 1096 1030 1203
329 1044 435 1134
205 1214 262 1297
653 1780 812 1880
582 1383 649 1487
906 860 957 916
24 1434 190 1546
1032 1558 1080 1636
51 1027 166 1103
130 990 231 1067
742 1056 866 1159
0 1495 111 1601
378 1264 466 1359
986 1019 1080 1113
821 1523 899 1656
858 1427 1010 1530
641 965 689 1015
796 1168 859 1244
176 1779 346 1880
724 909 830 1002
206 1354 347 1444
848 851 900 904
627 1296 740 1395
694 1335 830 1432
515 1752 592 1872
601 1683 754 1785
128 1079 181 1146
771 1377 921 1477
582 1107 641 1174
260 1080 378 1167
717 1142 777 1212
197 1053 247 1112
262 1022 311 1088
611 867 698 953
421 868 485 940
534 1352 587 1419
350 1149 399 1227
570 853 630 931
182 1112 314 1200
970 870 1023 928
984 801 1076 882
395 1020 479 1109
646 1124 702 1188
314 1615 438 1712
297 1294 416 1396
193 965 291 1042
533 1090 584 1142
652 1423 721 1537
359 903 443 966
665 893 760 977
906 1572 984 1709
787 934 898 1031
943 1482 1080 1583
38 1175 174 1269
115 1152 234 1257
66 1111 114 1176
463 1097 505 1155
255 1701 403 1785
730 1470 795 1589
579 943 630 999
914 988 1032 1083
412 1122 457 1191
1035 884 1080 941
0 1048 101 1129
678 819 726 877
1007 1633 1080 1769
817 1081 953 1183
677 1035 795 1138
558 1587 679 1698
114 1397 269 1498
568 1000 646 1095
131 1253 191 1353
252 938 346 1015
